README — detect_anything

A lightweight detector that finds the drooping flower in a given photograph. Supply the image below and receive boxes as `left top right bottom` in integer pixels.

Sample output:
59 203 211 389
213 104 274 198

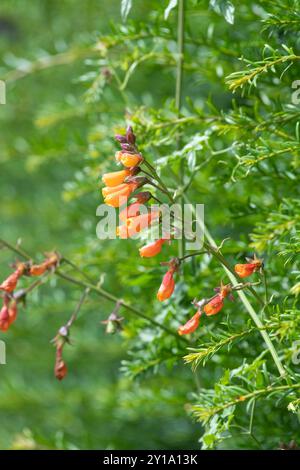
126 211 160 234
139 239 167 258
157 270 175 302
54 357 68 381
0 263 26 293
115 151 143 168
234 255 263 278
54 346 68 381
102 169 131 187
203 294 224 316
103 183 138 208
178 310 201 336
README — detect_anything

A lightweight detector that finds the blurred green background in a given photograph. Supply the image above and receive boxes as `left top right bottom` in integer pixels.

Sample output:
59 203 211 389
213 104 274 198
1 0 299 451
0 0 201 450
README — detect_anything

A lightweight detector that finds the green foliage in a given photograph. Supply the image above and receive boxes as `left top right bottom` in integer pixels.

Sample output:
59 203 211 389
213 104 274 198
0 0 300 450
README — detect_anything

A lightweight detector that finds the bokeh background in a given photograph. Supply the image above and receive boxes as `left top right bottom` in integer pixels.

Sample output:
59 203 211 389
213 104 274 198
0 0 202 450
0 0 299 450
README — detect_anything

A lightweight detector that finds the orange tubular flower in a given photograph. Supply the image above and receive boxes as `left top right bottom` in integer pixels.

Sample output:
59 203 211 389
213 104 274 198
115 151 143 168
0 264 25 293
126 211 160 235
157 270 175 302
139 239 166 258
234 255 263 278
55 358 68 381
204 294 224 316
104 183 138 208
119 202 142 222
102 169 130 187
178 310 201 336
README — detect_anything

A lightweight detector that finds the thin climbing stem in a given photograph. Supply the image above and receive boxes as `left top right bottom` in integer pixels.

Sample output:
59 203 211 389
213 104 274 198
175 0 186 264
0 238 187 343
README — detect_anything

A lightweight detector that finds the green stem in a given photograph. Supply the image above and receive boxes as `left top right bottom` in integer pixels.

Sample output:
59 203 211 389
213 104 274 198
182 196 286 378
176 0 186 265
0 238 187 343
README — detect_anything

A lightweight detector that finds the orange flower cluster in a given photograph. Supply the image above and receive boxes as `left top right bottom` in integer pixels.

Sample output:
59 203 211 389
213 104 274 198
101 127 144 208
178 254 264 335
0 252 60 332
102 126 170 251
178 282 232 336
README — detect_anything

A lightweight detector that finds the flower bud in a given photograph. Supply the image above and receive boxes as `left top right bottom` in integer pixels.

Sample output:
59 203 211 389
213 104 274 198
54 358 68 381
126 126 136 145
54 347 68 381
124 176 147 187
133 191 152 203
115 134 127 144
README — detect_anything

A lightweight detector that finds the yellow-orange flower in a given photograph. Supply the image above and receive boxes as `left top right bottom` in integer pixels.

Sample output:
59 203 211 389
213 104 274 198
115 151 143 168
102 169 130 187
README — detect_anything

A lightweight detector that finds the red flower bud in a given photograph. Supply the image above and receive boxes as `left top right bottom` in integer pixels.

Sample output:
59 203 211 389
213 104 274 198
203 294 224 316
54 359 68 381
157 270 175 302
54 347 68 381
178 310 201 336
